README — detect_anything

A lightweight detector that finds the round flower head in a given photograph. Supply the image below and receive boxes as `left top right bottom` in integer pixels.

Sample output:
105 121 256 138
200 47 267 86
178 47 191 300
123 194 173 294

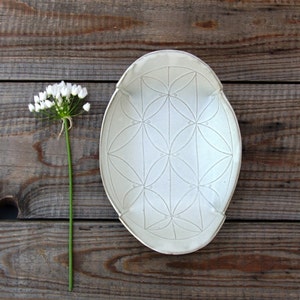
28 81 90 121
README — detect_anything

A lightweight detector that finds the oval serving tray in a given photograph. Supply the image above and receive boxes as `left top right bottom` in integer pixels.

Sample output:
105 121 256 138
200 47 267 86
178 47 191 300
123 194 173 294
100 50 241 254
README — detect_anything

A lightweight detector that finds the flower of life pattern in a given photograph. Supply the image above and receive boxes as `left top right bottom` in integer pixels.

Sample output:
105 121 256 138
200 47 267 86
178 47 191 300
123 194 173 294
104 66 235 241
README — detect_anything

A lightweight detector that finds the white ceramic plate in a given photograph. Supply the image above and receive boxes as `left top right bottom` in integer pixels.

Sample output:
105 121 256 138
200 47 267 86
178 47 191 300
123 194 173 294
100 50 241 254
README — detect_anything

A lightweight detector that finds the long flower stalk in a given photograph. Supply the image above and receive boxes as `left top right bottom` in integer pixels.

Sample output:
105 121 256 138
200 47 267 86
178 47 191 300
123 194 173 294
63 118 73 291
28 81 90 291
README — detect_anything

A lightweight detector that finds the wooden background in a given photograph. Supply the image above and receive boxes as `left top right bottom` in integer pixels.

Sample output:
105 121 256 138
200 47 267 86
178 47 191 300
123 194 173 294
0 0 300 299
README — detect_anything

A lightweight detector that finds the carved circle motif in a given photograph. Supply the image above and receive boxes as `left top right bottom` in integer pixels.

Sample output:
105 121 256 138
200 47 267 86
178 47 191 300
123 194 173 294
100 50 241 254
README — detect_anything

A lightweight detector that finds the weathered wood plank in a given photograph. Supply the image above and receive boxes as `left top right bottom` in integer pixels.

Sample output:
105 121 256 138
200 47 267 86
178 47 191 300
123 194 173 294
225 83 300 220
0 0 299 81
1 82 300 220
0 221 299 299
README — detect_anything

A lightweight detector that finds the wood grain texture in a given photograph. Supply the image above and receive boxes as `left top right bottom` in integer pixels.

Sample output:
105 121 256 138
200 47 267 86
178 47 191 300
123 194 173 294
0 0 299 81
0 221 299 299
1 82 300 220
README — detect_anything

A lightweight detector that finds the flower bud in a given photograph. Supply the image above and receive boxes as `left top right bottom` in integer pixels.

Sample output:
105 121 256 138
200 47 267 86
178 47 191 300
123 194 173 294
55 91 61 100
35 103 41 112
61 86 71 98
40 102 46 110
58 81 65 88
45 99 54 108
46 85 53 95
83 102 90 112
34 95 40 103
28 103 35 112
78 87 88 99
39 91 47 101
71 85 79 96
57 96 63 106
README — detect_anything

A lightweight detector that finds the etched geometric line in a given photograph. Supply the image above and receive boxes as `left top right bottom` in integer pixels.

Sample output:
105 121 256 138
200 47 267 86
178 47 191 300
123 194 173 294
199 154 233 185
197 124 232 155
197 91 220 124
108 123 142 154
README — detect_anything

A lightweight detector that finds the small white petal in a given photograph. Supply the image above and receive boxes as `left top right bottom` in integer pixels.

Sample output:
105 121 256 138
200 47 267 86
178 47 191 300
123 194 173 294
58 81 65 88
78 87 88 99
83 102 90 112
28 103 35 112
51 84 58 95
45 99 54 108
55 91 61 100
71 85 79 96
61 86 70 97
40 102 46 109
57 82 65 96
35 103 41 112
57 96 63 106
34 95 40 103
46 85 53 95
77 84 82 94
39 91 47 101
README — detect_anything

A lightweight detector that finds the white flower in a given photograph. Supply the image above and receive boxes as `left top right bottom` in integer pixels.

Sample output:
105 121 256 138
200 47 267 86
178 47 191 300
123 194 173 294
83 102 90 112
52 84 58 96
66 82 72 90
40 102 46 110
34 95 40 103
58 81 65 87
28 103 35 112
28 82 89 120
45 99 54 108
78 87 88 99
71 85 79 96
55 91 61 101
35 103 41 112
46 85 53 95
57 96 63 106
61 86 71 98
39 91 47 101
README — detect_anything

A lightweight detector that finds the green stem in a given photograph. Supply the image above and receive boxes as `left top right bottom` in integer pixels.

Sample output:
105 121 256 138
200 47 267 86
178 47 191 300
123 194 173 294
63 118 73 292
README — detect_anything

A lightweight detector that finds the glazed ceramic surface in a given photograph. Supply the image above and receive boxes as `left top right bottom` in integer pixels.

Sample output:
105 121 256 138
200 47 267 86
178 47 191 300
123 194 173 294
100 50 242 254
